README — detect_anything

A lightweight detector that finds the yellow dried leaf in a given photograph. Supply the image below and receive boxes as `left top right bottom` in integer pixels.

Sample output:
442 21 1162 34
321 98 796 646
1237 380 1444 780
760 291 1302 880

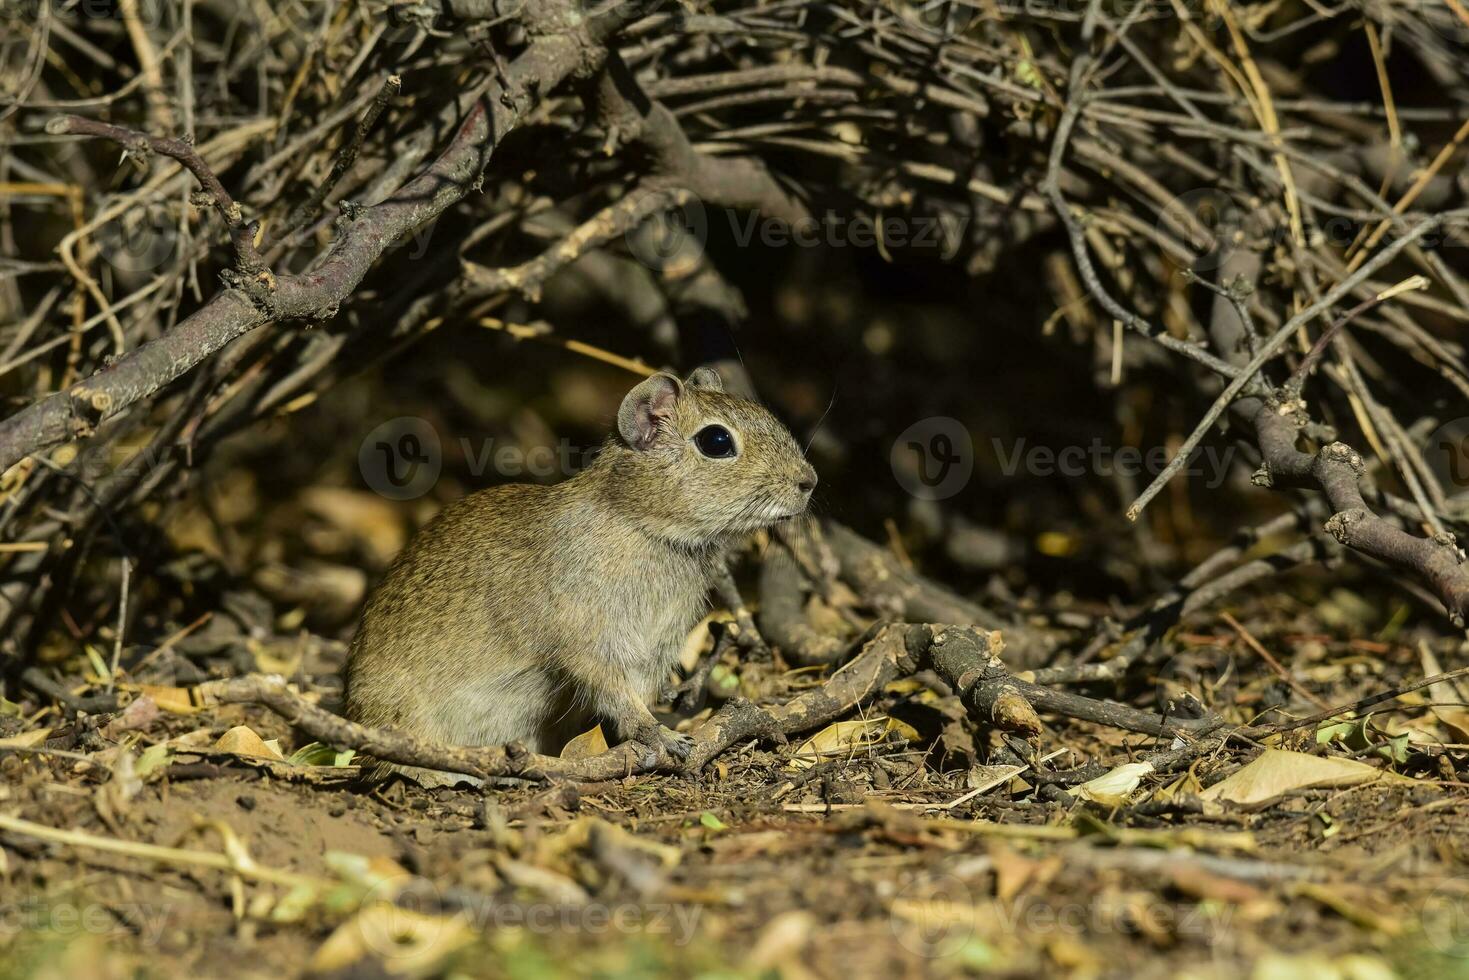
1075 762 1155 807
132 684 197 714
310 903 473 975
213 725 284 760
1200 749 1400 809
788 717 921 770
560 724 609 760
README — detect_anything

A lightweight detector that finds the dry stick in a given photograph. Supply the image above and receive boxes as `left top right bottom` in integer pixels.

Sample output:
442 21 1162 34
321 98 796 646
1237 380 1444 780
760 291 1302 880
1346 116 1469 273
105 557 130 694
672 625 732 715
1219 611 1330 711
19 666 117 714
0 812 319 889
1249 406 1469 625
821 521 1051 668
279 73 403 242
1202 245 1469 625
1258 665 1469 736
758 544 849 666
1039 38 1245 382
590 49 810 223
0 0 636 474
47 114 265 271
1125 214 1445 522
1029 534 1328 687
710 559 770 661
1282 276 1430 399
193 623 1205 787
460 187 694 301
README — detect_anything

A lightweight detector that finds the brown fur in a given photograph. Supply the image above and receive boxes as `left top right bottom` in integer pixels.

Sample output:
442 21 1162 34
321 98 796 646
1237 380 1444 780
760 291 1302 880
343 369 816 785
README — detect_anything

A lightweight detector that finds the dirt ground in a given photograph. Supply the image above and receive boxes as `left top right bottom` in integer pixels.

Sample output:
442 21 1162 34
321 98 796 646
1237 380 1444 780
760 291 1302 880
4 585 1469 980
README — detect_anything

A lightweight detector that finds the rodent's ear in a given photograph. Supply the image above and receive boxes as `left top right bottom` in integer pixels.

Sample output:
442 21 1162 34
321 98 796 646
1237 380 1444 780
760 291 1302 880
685 366 725 392
618 373 682 450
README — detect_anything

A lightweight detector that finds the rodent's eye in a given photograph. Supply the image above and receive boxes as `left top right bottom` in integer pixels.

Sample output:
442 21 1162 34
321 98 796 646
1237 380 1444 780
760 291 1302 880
693 424 737 459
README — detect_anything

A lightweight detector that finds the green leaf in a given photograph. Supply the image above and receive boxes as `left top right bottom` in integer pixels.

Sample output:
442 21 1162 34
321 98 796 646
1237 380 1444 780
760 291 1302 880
84 645 111 685
709 664 739 695
136 743 173 778
288 741 356 767
1317 716 1414 764
699 812 727 831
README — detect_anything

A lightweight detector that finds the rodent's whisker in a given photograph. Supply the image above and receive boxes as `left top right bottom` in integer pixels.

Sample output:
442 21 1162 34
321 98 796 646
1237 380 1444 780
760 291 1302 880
803 383 839 457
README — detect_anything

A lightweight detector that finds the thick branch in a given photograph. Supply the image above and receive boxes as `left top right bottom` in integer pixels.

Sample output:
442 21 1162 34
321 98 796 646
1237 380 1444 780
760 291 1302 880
1250 406 1469 626
591 50 809 223
0 4 631 474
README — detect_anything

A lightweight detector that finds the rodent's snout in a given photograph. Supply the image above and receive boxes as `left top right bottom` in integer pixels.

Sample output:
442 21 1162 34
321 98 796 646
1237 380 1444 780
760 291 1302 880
796 464 818 496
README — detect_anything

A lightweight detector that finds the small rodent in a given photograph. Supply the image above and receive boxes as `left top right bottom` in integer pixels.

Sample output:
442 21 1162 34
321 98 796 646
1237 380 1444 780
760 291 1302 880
343 367 817 785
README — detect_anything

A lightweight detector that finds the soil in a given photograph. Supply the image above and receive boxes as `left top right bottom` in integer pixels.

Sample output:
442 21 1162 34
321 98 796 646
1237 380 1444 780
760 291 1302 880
4 594 1468 980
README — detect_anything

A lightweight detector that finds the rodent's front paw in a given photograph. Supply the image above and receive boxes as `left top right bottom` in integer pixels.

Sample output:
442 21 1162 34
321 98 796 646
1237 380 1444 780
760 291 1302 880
662 728 694 762
634 723 693 765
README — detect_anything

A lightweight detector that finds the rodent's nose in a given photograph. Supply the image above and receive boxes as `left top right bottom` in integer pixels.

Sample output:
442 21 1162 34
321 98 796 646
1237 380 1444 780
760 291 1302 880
797 467 817 495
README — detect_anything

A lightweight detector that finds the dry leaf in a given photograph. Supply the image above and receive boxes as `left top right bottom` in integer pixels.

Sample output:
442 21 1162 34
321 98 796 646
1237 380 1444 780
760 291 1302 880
132 684 197 714
297 487 407 566
989 844 1042 902
544 817 681 870
559 724 609 760
95 750 143 825
102 695 160 739
1200 749 1397 809
746 910 817 978
213 725 285 760
310 902 473 976
0 727 51 749
1075 761 1155 807
788 717 921 770
679 612 723 671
